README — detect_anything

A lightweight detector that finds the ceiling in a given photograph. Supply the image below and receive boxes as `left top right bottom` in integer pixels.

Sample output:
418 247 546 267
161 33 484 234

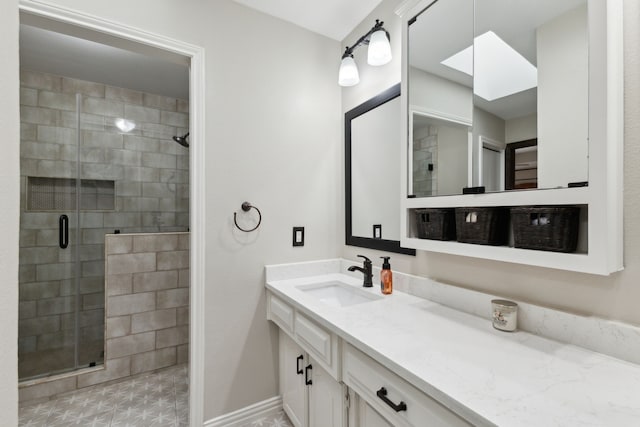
20 24 190 100
231 0 385 41
20 1 385 99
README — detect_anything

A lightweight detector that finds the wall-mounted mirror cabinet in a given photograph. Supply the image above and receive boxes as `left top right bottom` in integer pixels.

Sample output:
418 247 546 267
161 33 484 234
408 0 589 197
399 0 623 275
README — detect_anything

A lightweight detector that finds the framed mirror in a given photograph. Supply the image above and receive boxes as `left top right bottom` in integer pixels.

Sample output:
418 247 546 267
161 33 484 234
346 84 415 255
407 0 589 197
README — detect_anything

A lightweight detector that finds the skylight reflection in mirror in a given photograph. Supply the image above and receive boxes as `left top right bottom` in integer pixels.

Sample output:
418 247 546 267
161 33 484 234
441 31 538 101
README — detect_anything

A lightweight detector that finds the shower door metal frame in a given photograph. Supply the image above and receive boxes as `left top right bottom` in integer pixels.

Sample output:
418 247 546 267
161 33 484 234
73 93 82 371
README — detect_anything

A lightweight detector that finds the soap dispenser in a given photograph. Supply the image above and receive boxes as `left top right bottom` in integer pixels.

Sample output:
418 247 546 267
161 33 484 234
380 256 393 295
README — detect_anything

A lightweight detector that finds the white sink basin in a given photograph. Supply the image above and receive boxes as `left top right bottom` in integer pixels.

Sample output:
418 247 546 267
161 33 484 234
296 281 382 308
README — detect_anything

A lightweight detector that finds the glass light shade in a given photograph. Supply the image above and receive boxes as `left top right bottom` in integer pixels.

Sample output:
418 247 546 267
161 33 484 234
367 30 392 66
338 56 360 87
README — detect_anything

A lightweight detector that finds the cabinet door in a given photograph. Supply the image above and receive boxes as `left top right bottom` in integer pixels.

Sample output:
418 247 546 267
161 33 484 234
308 359 345 427
349 389 394 427
280 330 307 427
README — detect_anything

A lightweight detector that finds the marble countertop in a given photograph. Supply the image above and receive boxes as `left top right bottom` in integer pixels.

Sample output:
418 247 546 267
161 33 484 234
266 271 640 427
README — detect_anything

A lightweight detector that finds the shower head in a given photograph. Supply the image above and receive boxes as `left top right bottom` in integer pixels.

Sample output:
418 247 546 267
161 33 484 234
173 132 189 148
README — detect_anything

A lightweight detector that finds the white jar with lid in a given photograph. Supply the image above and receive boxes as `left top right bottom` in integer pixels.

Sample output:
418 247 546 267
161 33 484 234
492 299 518 332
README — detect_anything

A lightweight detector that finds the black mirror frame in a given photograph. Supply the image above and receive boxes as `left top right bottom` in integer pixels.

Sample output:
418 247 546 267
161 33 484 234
345 83 416 256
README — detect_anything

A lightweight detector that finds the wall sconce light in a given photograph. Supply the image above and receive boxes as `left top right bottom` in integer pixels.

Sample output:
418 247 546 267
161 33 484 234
339 19 392 87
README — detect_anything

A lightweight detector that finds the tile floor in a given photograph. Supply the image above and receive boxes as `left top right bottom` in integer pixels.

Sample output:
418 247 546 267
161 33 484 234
242 411 293 427
19 364 189 426
19 363 293 427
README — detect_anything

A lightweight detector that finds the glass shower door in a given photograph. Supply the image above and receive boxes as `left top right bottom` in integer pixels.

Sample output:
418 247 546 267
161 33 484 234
19 82 189 380
74 94 123 369
18 94 80 380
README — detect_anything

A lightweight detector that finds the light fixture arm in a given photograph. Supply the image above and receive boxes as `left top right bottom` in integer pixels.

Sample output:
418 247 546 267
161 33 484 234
342 20 390 59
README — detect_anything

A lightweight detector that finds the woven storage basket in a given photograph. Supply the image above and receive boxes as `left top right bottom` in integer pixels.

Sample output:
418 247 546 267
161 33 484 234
414 208 456 241
455 207 509 245
511 206 580 252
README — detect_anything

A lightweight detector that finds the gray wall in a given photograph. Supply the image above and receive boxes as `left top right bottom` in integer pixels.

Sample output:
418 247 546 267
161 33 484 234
409 66 473 123
505 113 537 143
0 2 20 423
471 107 505 187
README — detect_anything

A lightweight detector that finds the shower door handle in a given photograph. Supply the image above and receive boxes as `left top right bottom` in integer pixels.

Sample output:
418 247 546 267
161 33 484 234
59 214 69 249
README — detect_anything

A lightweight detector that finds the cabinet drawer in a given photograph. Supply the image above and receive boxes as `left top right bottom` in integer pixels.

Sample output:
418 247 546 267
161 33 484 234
343 344 471 427
294 312 340 380
268 293 294 333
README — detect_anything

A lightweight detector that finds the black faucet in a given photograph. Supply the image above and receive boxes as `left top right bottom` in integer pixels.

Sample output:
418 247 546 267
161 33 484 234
348 255 373 287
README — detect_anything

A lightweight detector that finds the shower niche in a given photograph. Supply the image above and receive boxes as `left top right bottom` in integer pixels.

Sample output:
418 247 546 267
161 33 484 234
27 177 115 211
19 70 190 381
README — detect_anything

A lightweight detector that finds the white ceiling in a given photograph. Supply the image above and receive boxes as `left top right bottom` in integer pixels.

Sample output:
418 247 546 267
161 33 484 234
20 1 384 99
231 0 385 41
20 24 190 100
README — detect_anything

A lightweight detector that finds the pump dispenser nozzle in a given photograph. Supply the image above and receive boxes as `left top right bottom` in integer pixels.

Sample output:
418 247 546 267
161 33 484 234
381 257 391 269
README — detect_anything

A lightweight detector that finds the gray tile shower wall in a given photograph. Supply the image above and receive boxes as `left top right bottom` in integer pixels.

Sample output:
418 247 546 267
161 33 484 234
19 232 190 403
19 68 190 233
18 69 189 380
104 233 190 377
413 125 438 197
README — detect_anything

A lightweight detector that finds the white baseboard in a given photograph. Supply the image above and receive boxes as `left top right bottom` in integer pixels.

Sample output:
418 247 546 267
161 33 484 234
204 396 283 427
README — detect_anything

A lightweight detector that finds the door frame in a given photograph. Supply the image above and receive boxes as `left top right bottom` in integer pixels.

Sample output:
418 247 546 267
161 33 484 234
477 135 505 191
17 1 206 425
505 138 537 190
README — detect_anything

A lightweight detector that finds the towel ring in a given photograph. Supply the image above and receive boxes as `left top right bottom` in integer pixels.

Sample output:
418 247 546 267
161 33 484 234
234 202 262 232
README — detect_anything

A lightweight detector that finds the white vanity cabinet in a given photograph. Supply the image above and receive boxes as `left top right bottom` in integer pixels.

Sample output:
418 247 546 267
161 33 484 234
307 349 345 427
269 292 346 427
268 289 472 427
280 330 306 427
279 330 345 427
347 388 394 427
356 401 394 427
343 344 471 427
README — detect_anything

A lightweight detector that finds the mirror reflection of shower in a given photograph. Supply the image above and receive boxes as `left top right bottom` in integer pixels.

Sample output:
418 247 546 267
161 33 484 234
173 132 189 148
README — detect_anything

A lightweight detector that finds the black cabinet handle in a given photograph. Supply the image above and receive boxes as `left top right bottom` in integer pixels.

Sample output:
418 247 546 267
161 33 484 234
305 364 313 385
376 387 407 412
59 215 69 249
296 355 304 375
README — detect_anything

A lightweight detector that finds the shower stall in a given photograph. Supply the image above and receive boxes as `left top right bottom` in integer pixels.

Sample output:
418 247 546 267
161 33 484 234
18 69 189 381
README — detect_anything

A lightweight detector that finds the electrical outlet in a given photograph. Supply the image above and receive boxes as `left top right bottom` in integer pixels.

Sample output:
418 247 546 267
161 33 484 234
373 224 382 239
293 227 304 246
